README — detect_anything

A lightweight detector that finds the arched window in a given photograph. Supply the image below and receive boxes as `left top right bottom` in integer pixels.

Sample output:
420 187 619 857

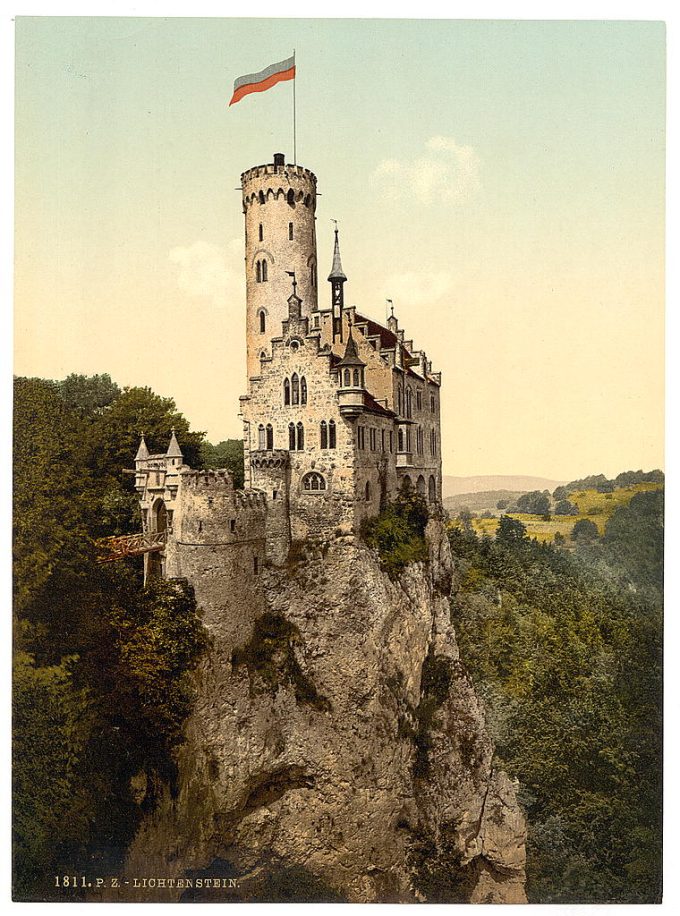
288 422 296 450
259 223 263 241
429 475 437 503
261 259 268 282
259 310 266 333
283 378 291 405
320 420 328 449
302 471 326 491
258 190 265 204
398 428 405 452
291 372 300 405
256 261 261 283
416 389 423 411
296 422 304 450
365 481 371 502
260 350 267 361
310 263 316 287
417 475 426 496
398 385 403 415
353 367 361 387
287 188 295 207
406 387 413 419
258 424 266 450
300 376 307 405
266 423 274 450
288 222 294 240
343 368 351 387
329 419 336 449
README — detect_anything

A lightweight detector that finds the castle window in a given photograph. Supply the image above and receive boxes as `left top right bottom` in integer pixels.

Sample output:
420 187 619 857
259 223 263 241
353 368 361 387
254 556 259 574
288 222 294 240
256 261 261 283
381 429 385 452
273 490 278 500
284 378 291 405
287 188 295 207
398 385 403 415
266 423 274 450
417 475 426 496
291 372 300 405
406 428 412 451
310 263 316 288
230 519 236 533
302 471 326 492
259 310 266 333
198 520 203 533
430 428 437 456
301 376 307 405
167 509 174 533
398 428 405 452
430 394 436 413
296 422 304 450
406 387 413 419
261 259 268 282
389 430 394 452
429 476 437 503
320 420 328 449
416 427 423 455
343 368 351 387
365 481 371 502
258 424 266 450
329 419 336 449
289 422 296 450
357 426 365 450
260 350 267 362
370 428 377 451
417 389 423 411
258 190 265 204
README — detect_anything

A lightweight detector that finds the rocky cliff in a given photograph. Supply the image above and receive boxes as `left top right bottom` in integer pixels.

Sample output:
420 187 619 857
111 517 526 903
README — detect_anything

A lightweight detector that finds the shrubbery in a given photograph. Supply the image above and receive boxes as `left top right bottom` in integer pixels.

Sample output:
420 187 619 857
360 486 429 578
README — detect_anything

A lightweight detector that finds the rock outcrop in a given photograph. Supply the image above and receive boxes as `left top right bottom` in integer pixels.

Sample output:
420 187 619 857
110 517 526 903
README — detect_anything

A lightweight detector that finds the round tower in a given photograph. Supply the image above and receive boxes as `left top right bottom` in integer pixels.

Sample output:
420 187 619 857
242 153 318 382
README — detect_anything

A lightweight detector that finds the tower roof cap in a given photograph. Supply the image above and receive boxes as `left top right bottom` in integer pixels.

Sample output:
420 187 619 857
336 327 365 368
166 427 183 459
135 434 149 461
328 226 347 282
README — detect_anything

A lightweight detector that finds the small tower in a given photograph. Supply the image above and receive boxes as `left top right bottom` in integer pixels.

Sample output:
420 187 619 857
134 434 149 494
328 224 347 343
242 153 318 383
165 428 183 500
337 326 366 418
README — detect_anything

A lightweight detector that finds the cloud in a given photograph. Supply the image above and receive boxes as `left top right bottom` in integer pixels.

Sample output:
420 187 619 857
370 136 481 205
383 270 454 308
169 239 244 305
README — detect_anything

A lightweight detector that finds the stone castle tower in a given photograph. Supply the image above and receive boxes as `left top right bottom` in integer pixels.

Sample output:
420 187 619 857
134 153 443 580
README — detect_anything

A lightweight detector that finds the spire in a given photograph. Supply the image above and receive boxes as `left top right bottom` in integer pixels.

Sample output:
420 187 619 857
327 225 347 282
165 427 183 459
135 434 149 462
336 325 365 368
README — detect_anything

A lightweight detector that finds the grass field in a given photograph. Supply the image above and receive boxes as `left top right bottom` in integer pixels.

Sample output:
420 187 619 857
453 482 662 544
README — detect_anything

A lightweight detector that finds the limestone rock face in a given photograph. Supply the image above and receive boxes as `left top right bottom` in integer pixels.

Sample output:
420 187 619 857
116 520 527 903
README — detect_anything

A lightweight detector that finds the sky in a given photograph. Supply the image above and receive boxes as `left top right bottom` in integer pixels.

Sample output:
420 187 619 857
13 16 665 479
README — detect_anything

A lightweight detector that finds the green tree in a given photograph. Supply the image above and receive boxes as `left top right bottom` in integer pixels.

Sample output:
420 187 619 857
58 373 121 416
200 439 245 488
572 518 599 544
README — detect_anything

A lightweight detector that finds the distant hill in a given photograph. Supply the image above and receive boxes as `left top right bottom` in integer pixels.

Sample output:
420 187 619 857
444 490 527 515
442 475 564 498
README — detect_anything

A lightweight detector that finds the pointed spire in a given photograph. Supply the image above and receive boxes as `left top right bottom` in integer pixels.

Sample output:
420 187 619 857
328 225 347 282
165 427 183 459
135 434 149 462
336 325 365 368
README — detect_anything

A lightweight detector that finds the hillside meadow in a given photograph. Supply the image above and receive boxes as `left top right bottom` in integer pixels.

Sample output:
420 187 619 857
463 482 663 543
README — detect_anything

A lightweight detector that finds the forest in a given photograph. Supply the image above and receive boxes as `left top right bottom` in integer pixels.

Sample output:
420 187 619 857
12 373 663 903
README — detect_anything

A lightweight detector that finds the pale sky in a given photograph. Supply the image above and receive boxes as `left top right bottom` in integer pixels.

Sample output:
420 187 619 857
13 17 665 479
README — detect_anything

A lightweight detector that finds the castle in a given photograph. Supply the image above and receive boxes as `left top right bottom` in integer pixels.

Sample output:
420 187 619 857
133 153 442 579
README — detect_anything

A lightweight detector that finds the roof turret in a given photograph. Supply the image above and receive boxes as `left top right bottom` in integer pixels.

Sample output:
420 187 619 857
328 226 347 282
336 327 366 368
135 434 149 462
166 427 183 459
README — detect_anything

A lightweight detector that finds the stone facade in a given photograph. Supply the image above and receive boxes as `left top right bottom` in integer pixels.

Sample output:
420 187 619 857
134 152 443 572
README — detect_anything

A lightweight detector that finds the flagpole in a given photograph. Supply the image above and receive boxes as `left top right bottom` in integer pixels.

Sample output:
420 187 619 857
292 49 297 165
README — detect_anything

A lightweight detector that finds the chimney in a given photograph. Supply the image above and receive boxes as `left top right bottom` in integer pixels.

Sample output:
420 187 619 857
273 152 285 167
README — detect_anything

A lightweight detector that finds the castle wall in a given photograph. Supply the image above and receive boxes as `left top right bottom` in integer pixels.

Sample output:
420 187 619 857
164 470 268 638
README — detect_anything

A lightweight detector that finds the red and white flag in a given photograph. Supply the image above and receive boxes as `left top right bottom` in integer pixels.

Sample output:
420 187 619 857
229 55 296 106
